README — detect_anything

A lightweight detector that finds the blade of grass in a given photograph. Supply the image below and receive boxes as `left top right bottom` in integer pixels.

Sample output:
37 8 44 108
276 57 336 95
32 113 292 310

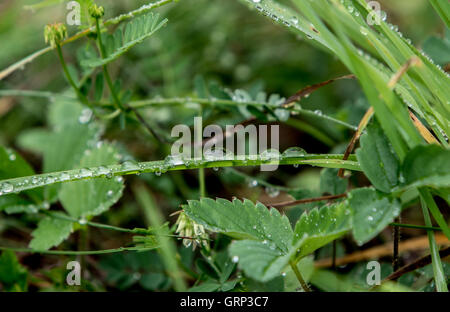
419 195 448 292
133 184 187 291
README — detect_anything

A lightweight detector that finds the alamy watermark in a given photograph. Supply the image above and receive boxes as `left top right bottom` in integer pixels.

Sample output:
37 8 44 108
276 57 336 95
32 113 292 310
170 117 280 171
67 1 81 26
366 260 381 286
66 261 81 286
366 1 385 26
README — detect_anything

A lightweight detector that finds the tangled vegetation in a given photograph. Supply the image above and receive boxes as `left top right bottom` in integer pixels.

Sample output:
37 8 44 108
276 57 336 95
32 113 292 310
0 0 448 292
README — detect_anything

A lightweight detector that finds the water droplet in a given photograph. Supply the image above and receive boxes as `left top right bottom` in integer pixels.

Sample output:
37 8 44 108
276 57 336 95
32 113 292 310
121 160 140 172
78 109 93 124
281 272 286 277
260 149 280 161
45 176 56 184
97 166 111 177
1 183 14 194
265 187 280 198
107 190 114 197
232 255 239 263
252 0 261 3
164 154 184 167
78 218 87 225
282 147 307 158
79 168 93 178
60 172 70 181
248 180 258 188
367 216 374 221
360 26 368 36
8 153 16 161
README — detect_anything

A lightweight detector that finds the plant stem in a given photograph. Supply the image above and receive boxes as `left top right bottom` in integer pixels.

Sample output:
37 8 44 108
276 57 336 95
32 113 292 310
419 194 448 292
0 154 361 195
270 193 347 209
332 240 337 270
393 217 400 271
95 18 125 111
383 246 450 282
389 223 441 232
94 18 167 143
126 98 357 130
42 211 207 241
289 260 311 292
0 246 134 255
55 44 91 108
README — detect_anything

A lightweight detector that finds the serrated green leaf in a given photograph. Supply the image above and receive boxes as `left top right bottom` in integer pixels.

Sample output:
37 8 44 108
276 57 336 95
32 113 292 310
185 198 350 282
356 121 400 193
402 145 450 189
348 187 401 245
82 13 168 68
59 143 124 219
229 240 291 282
29 214 74 251
184 198 293 252
293 202 352 260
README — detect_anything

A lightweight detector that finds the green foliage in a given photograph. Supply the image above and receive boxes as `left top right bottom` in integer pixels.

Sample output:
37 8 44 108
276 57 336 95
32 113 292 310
99 251 171 291
184 198 293 251
319 168 347 195
82 13 167 68
0 0 448 292
348 188 401 245
59 143 124 219
292 202 351 259
356 121 400 193
0 251 28 291
185 198 351 282
402 145 450 189
29 213 74 251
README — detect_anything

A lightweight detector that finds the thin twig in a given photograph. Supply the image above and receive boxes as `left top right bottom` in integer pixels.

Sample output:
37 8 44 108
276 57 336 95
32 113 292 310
393 216 401 271
283 74 355 107
383 246 450 282
268 193 347 209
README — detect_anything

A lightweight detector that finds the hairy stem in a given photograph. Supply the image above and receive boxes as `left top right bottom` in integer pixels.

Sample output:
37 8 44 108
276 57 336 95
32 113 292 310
55 44 91 108
289 260 311 292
